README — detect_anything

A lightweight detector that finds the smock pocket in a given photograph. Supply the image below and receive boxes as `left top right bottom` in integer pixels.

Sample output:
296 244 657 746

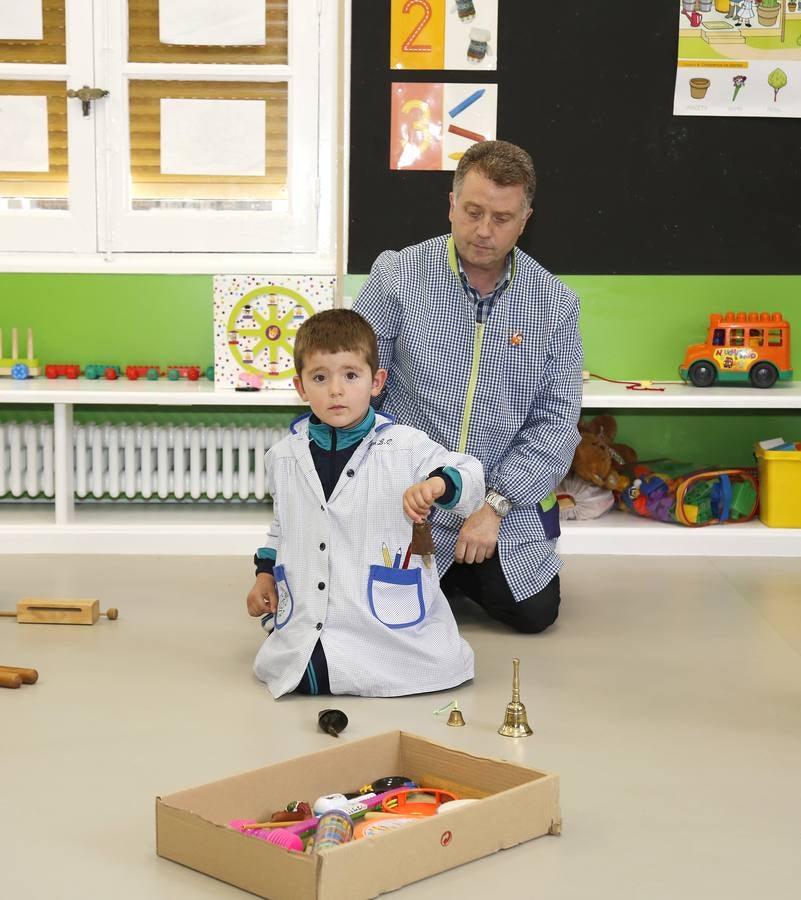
367 565 425 629
538 492 561 540
272 564 294 629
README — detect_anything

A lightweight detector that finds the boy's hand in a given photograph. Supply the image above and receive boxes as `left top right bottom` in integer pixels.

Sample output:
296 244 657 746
247 573 278 617
403 476 446 523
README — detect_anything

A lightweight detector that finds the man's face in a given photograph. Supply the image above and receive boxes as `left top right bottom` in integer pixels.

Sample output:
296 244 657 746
448 169 532 275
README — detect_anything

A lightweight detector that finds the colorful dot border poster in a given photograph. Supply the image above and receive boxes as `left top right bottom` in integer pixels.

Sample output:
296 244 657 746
390 0 498 71
390 82 497 170
674 3 801 118
213 275 335 389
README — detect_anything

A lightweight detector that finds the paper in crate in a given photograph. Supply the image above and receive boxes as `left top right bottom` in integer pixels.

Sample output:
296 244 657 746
213 275 335 389
156 730 561 900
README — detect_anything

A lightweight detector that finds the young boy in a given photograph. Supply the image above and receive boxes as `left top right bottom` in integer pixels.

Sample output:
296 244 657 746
246 309 484 698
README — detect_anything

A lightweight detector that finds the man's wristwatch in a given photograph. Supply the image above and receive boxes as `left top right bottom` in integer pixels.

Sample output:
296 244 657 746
485 490 512 518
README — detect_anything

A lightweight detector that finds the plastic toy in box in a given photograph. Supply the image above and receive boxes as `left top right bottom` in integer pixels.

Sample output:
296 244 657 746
213 275 335 389
679 312 792 388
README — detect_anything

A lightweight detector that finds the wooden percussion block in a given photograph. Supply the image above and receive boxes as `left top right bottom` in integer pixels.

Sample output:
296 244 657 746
16 598 100 625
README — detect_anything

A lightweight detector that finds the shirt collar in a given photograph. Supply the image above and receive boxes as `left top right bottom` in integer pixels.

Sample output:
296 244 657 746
308 406 375 450
449 237 514 299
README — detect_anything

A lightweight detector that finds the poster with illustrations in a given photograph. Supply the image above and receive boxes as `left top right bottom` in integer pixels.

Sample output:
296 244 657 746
213 275 335 389
390 82 497 170
674 1 801 117
389 0 498 70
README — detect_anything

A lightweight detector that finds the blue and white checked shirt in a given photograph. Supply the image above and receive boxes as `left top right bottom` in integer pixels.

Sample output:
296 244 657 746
457 250 512 324
353 235 583 601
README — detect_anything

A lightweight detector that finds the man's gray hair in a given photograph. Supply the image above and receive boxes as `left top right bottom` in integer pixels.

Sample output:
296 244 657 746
452 140 536 209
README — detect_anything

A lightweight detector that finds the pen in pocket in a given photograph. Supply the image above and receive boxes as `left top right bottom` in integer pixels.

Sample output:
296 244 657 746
392 548 401 568
382 543 392 567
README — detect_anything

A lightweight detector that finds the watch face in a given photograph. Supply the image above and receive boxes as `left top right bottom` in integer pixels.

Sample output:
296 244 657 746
487 492 510 516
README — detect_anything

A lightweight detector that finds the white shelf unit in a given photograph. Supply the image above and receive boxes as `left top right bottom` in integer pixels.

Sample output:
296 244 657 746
0 380 302 555
561 380 801 556
1 378 799 556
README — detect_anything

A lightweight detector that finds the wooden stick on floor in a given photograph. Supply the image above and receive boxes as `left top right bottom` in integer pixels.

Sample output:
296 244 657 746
0 666 38 684
0 671 22 689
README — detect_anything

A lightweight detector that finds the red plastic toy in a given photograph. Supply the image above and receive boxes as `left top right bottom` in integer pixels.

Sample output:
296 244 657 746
166 365 201 381
45 364 81 379
125 365 162 380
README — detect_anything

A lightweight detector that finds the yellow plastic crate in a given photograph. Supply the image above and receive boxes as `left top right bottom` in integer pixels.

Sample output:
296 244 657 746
754 445 801 528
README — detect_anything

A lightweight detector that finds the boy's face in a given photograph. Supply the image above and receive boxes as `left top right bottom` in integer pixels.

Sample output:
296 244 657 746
293 349 387 430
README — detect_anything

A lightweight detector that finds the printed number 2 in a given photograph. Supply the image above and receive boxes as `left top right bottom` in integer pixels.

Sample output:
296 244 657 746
402 0 432 53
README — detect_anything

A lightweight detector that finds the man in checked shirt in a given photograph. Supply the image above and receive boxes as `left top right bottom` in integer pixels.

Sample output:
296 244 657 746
354 140 583 634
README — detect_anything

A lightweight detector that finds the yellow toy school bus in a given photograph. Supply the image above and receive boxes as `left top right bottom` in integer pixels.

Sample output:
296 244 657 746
679 312 792 388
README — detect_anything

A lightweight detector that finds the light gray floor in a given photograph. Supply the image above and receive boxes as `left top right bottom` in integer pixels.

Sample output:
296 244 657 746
2 554 800 899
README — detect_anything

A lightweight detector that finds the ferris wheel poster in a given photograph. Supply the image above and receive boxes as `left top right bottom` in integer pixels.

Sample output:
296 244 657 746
213 275 336 389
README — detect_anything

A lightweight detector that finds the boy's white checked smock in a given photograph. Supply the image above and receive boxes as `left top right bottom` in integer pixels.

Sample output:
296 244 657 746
353 235 583 601
253 412 484 698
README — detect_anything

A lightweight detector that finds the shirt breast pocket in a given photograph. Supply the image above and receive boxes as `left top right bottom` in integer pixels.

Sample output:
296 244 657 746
272 564 295 629
367 565 425 629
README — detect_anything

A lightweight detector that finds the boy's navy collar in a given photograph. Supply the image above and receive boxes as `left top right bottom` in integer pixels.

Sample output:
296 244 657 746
307 406 376 450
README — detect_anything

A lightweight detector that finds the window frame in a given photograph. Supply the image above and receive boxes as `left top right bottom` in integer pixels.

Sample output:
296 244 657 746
0 0 339 273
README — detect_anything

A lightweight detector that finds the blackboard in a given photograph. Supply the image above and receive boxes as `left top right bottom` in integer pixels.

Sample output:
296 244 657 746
348 2 800 275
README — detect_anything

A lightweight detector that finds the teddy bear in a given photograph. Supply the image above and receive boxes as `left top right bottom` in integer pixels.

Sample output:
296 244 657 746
570 414 637 492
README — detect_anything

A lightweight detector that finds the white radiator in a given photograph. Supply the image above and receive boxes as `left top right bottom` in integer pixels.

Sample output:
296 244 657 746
0 421 287 501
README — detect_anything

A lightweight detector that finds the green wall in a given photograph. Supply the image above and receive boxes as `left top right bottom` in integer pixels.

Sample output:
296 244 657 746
0 274 212 369
2 272 800 466
345 273 801 381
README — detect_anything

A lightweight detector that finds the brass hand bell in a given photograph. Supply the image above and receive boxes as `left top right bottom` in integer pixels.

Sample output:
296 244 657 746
498 657 533 737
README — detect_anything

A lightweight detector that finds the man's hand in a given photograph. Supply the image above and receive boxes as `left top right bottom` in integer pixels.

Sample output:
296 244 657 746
403 476 446 523
246 572 278 617
455 503 501 564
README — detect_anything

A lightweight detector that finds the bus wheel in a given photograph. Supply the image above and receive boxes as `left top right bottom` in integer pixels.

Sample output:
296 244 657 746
688 361 716 387
749 362 777 389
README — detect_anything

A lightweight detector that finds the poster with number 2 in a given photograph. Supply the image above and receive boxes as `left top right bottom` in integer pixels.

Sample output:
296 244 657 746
390 0 498 71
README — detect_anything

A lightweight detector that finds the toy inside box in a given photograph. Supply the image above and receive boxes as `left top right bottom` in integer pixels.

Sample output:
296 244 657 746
156 730 560 900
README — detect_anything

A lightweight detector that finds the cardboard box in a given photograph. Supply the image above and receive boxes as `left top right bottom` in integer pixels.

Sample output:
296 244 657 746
156 730 560 900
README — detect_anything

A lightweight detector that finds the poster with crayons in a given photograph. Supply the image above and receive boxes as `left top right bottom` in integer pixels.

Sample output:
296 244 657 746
389 82 497 170
674 1 801 118
389 0 498 71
